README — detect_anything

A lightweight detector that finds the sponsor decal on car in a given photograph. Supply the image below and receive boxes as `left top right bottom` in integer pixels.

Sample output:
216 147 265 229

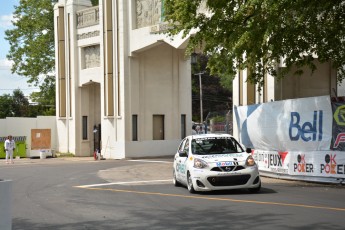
201 153 244 159
176 163 186 174
217 172 241 175
216 161 238 167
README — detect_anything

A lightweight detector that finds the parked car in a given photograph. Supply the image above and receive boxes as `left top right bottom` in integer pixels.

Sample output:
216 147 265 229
173 133 261 193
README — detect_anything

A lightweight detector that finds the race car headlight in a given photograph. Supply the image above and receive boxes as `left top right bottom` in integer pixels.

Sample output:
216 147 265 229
246 155 256 166
194 158 208 169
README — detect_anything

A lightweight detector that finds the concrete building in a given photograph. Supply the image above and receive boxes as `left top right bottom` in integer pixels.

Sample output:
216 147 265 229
54 0 192 159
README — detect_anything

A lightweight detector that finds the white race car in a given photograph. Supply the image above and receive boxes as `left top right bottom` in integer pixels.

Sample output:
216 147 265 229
173 133 261 193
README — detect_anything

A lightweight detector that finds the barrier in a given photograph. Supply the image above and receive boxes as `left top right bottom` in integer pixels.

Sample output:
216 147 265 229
235 96 345 184
252 149 345 184
0 180 12 230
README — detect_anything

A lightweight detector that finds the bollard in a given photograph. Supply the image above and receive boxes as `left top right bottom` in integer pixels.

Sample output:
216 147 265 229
0 179 12 230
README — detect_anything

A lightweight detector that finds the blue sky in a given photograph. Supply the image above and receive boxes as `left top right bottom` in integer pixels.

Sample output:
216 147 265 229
0 0 39 96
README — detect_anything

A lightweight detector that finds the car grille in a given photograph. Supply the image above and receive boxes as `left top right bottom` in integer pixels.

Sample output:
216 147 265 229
207 174 251 187
210 166 245 172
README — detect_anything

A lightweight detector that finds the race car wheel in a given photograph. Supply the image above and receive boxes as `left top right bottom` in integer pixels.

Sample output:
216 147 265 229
187 172 195 193
248 181 261 193
173 169 181 187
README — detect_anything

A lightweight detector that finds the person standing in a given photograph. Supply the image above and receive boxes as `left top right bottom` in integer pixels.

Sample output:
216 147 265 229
4 135 15 164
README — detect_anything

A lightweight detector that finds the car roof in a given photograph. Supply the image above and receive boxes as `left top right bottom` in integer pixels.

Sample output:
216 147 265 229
189 133 234 139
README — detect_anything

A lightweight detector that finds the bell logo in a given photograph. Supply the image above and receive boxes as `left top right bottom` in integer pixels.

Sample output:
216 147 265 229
289 111 323 142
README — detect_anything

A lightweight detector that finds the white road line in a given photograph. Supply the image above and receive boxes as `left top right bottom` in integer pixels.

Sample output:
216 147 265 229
127 160 172 164
76 179 172 188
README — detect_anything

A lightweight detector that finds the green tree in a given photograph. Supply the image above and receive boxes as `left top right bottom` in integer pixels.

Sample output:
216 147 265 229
5 0 56 113
30 76 56 115
191 54 232 122
164 0 345 89
0 94 15 118
0 89 30 118
91 0 99 6
12 89 30 117
5 0 99 116
5 0 55 86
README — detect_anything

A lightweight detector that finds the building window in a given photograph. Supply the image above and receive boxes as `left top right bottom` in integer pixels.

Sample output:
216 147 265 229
153 115 164 140
132 115 138 141
181 114 186 139
82 116 88 140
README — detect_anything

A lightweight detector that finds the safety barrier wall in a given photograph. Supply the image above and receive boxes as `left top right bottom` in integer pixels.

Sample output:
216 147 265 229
252 149 345 184
235 95 345 183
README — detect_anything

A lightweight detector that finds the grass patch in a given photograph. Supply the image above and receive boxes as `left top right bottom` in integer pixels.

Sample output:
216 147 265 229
56 152 74 158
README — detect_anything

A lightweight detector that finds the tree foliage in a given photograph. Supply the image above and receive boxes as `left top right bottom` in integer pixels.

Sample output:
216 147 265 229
5 0 55 86
0 89 28 118
5 0 56 113
91 0 99 6
164 0 345 89
30 75 56 115
5 0 99 115
191 54 232 122
0 89 54 118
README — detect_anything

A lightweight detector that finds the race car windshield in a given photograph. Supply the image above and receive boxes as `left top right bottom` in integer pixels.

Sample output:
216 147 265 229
191 137 244 155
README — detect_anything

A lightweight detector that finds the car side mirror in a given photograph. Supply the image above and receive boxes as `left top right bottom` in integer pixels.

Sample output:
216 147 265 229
178 150 188 157
246 148 252 153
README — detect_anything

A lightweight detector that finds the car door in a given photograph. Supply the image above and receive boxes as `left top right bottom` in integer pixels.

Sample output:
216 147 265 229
179 137 191 184
175 138 189 184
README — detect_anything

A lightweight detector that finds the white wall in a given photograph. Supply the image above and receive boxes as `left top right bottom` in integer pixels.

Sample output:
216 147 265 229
0 116 56 157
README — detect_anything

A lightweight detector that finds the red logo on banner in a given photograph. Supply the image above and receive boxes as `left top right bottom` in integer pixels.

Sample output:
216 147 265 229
333 133 345 148
321 154 337 174
278 151 288 164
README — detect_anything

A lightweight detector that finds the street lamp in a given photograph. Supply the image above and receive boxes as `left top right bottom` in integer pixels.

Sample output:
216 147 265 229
195 72 204 124
191 52 205 124
191 52 198 65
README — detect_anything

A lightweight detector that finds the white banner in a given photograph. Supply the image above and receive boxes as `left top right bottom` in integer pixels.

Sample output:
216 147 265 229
253 150 289 174
235 96 333 151
288 151 345 178
253 149 345 180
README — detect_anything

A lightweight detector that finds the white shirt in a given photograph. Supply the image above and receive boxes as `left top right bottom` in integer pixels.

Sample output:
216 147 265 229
4 139 15 151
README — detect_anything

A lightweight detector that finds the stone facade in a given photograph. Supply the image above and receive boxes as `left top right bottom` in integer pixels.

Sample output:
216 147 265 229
54 0 192 159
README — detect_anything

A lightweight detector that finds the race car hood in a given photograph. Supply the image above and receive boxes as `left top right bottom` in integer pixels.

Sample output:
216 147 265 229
198 152 249 164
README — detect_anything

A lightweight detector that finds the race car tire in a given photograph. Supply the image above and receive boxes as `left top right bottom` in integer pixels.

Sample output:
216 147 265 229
187 172 196 193
248 181 261 193
173 169 181 187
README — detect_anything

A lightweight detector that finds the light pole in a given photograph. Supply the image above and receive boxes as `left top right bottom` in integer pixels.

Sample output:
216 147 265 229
194 72 204 124
191 52 205 124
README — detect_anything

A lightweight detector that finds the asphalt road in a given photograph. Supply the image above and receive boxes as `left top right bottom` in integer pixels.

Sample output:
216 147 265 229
0 157 344 230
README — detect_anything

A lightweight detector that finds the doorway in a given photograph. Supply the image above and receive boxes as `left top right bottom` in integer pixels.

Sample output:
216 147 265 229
153 115 164 140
